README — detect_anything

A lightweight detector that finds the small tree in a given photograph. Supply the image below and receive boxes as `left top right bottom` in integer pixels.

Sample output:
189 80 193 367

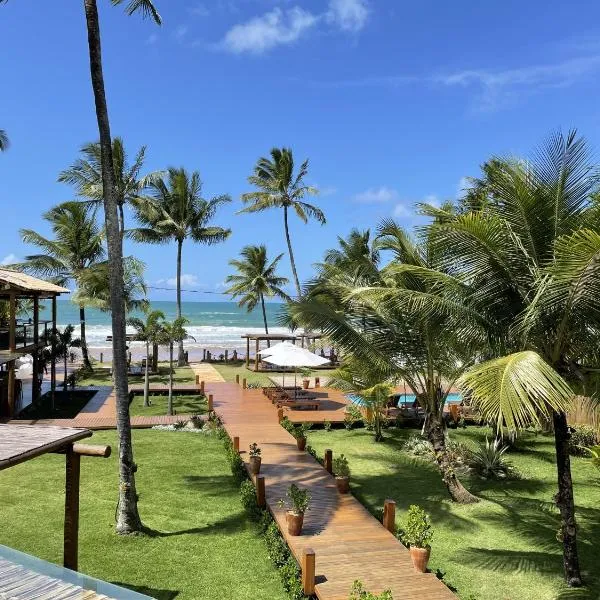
47 325 81 391
158 317 188 415
127 310 165 407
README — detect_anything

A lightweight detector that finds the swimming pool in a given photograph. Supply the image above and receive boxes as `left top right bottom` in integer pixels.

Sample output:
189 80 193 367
347 392 462 407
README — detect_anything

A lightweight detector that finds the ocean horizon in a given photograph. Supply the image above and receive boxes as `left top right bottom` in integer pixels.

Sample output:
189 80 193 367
54 300 291 352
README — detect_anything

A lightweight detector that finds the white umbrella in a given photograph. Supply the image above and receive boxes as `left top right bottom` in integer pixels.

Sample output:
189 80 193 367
261 342 329 394
258 340 297 357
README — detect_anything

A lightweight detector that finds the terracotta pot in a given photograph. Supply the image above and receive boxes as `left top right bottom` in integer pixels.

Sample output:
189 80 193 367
287 511 304 536
303 379 310 390
335 476 350 494
296 436 307 451
409 546 431 573
249 456 261 475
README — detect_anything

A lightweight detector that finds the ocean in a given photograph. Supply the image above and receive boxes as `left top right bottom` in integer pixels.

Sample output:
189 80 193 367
55 300 292 356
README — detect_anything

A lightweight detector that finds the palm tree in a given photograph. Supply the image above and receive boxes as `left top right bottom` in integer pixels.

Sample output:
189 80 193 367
47 325 81 391
158 317 188 415
430 130 600 586
58 136 162 238
225 245 290 337
329 356 393 442
0 129 9 151
127 309 165 407
131 167 231 365
240 147 325 297
16 201 104 369
287 219 483 503
80 0 161 535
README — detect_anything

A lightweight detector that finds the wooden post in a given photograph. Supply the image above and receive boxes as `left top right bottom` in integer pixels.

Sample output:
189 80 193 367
32 295 40 406
256 476 266 507
208 394 213 411
302 548 316 595
242 378 247 389
233 436 240 453
200 380 205 394
224 350 228 363
245 337 250 368
324 449 333 474
63 446 81 571
195 375 200 385
51 296 57 409
100 352 103 364
236 374 240 385
315 376 320 388
202 349 206 361
7 294 16 416
383 499 396 533
277 408 284 423
254 338 259 372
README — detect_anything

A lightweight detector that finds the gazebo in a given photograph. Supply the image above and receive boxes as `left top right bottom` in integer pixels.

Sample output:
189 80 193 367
0 269 69 417
241 333 297 371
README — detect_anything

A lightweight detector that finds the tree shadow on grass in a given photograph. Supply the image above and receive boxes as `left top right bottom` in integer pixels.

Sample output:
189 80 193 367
142 511 248 538
111 583 179 599
182 474 238 496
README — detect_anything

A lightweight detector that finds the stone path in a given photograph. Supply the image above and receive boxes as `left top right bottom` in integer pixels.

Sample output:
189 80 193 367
188 362 225 382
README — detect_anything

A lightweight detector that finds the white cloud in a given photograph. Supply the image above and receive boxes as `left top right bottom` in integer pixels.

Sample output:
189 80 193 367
174 25 189 41
353 186 399 204
327 0 369 33
392 203 410 218
190 2 210 17
319 185 338 197
1 254 18 266
221 7 318 54
156 274 200 288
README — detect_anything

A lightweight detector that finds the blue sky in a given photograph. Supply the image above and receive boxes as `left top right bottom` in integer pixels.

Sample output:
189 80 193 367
2 0 600 300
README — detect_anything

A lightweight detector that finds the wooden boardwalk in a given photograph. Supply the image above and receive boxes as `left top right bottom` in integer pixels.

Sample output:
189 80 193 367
207 382 456 600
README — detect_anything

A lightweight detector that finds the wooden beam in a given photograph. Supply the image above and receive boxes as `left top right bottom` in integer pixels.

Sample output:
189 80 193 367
63 446 80 571
245 337 250 368
254 338 259 372
302 548 316 595
73 443 111 458
383 499 396 533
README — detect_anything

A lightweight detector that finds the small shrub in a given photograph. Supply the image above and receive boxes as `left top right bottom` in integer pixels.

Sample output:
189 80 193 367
466 437 517 480
246 381 262 389
333 453 351 478
280 556 305 599
279 483 311 514
569 425 599 456
223 438 247 483
349 580 393 600
281 416 296 434
249 442 261 458
400 505 433 549
172 420 187 430
263 519 289 567
240 479 262 521
323 420 332 432
402 434 434 457
344 405 363 430
296 422 313 439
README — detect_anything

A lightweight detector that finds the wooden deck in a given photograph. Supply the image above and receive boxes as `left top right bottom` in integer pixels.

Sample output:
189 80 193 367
208 382 456 600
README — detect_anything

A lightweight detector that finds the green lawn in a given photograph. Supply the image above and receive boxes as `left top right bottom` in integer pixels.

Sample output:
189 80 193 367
0 429 287 600
129 393 207 417
79 364 196 387
306 426 599 600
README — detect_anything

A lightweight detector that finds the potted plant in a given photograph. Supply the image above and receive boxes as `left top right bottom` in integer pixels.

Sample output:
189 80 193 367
294 422 312 451
401 505 433 573
300 368 312 390
248 442 262 475
279 483 311 536
333 453 351 493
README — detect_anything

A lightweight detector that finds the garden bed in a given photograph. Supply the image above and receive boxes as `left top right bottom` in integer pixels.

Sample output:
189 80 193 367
18 389 97 420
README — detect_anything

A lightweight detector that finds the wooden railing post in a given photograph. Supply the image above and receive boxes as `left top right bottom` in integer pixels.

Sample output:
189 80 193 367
63 446 81 571
195 375 200 385
242 378 247 389
100 352 103 364
208 394 214 411
277 408 284 423
200 380 205 394
233 436 240 453
383 499 396 533
236 374 240 384
324 449 333 474
302 548 316 595
256 476 266 507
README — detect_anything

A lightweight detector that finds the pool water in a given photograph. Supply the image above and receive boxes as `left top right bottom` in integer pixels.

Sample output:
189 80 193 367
347 392 462 407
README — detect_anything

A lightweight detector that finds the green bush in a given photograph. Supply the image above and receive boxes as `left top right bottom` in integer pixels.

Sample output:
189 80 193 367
333 453 351 478
280 556 305 600
466 437 517 480
400 505 433 549
569 425 599 456
263 519 290 568
349 580 393 600
240 480 262 521
223 438 247 484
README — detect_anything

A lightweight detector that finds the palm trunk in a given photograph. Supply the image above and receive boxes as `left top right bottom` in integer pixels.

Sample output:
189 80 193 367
284 206 301 298
425 414 479 504
79 305 91 369
64 355 68 392
553 410 582 586
176 238 185 366
152 342 158 373
260 293 271 348
144 340 150 407
168 342 174 416
118 202 125 241
83 0 142 534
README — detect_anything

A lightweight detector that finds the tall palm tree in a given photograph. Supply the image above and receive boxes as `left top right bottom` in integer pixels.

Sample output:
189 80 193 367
131 167 231 365
225 245 290 337
0 129 9 151
58 136 162 238
127 309 165 407
240 148 325 297
17 201 104 369
80 0 161 535
430 130 600 586
158 317 188 416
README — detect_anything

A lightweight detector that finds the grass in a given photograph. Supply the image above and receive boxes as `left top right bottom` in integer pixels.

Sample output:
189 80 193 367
129 394 208 417
79 363 196 387
212 361 331 386
0 429 287 600
306 426 600 600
